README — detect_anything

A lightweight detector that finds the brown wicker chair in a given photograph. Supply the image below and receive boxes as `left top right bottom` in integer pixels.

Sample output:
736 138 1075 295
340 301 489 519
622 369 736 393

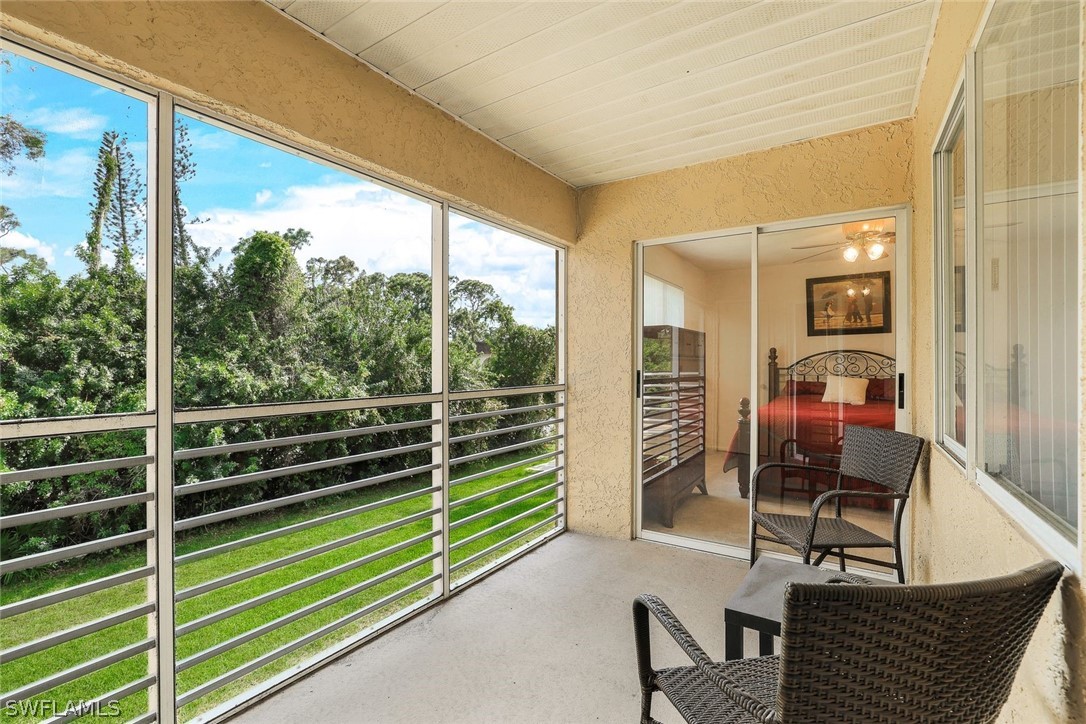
750 424 925 582
632 560 1064 724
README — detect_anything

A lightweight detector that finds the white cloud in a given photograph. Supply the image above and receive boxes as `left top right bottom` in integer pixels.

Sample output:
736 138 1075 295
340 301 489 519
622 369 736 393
21 107 109 140
449 214 557 328
189 181 432 276
254 189 272 205
186 183 558 327
3 229 57 265
1 148 97 199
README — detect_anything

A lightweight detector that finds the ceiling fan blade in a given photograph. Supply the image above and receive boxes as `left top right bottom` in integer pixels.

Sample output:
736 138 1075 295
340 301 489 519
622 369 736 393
792 248 840 263
791 242 845 250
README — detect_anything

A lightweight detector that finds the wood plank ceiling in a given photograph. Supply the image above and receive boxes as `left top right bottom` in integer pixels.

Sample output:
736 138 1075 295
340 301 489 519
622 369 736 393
269 1 938 188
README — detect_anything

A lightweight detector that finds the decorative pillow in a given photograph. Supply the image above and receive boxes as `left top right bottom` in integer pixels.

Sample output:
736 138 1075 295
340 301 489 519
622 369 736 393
821 375 869 405
866 378 895 401
785 379 827 396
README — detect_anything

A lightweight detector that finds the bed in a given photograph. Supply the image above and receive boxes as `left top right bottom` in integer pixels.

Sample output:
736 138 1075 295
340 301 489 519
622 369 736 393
724 347 898 507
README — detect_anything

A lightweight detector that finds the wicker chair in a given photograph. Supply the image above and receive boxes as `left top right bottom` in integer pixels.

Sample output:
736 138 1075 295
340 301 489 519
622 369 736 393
750 424 924 582
632 560 1064 724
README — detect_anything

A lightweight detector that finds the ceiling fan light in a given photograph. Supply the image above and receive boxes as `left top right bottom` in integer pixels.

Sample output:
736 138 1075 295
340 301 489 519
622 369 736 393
843 245 860 263
866 241 885 260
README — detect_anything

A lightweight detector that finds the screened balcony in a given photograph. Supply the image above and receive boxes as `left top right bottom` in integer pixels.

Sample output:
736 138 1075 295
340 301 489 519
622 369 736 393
2 1 1084 723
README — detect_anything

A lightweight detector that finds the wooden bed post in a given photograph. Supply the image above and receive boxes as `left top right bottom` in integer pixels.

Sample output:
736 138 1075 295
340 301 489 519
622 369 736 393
737 397 751 498
768 347 780 403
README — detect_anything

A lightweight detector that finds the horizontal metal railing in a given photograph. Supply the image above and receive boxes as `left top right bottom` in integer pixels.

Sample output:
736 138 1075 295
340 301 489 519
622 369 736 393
449 434 562 468
174 440 438 497
176 509 438 602
175 574 440 708
449 467 562 509
175 483 439 566
0 529 154 576
173 392 442 425
449 481 562 531
450 513 562 574
174 462 438 532
0 602 156 663
1 384 566 722
1 491 155 530
450 449 559 486
449 498 562 553
176 532 439 639
0 411 156 441
0 566 155 619
42 676 157 724
449 417 561 445
175 418 437 460
0 454 155 486
176 543 441 672
0 639 156 706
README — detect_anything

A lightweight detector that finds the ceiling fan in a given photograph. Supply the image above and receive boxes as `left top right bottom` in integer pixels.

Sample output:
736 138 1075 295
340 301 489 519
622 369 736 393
791 221 895 264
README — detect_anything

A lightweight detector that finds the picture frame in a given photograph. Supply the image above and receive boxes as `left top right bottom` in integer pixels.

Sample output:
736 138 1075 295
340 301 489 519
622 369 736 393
805 271 891 336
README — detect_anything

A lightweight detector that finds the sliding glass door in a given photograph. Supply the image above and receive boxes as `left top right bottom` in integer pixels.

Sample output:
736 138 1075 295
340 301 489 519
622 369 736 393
753 215 901 566
635 208 909 569
636 231 752 552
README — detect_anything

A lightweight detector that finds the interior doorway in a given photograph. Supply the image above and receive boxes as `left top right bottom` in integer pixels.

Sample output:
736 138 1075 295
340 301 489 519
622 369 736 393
634 207 910 571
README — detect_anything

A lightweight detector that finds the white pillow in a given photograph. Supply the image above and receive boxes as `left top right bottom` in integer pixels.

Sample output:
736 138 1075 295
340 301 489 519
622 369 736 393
821 375 869 405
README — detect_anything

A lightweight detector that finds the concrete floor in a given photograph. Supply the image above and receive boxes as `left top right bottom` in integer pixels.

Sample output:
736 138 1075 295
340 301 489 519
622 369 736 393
643 450 894 564
232 533 756 724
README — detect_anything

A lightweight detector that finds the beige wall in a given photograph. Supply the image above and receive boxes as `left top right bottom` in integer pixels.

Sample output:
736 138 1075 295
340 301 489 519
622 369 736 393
908 2 1086 722
0 1 577 245
568 118 913 536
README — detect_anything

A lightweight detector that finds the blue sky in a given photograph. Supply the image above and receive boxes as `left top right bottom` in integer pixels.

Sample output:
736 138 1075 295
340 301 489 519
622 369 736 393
1 51 556 328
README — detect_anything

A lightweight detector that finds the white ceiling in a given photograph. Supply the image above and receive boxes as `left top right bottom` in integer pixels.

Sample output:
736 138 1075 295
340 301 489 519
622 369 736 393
271 0 938 188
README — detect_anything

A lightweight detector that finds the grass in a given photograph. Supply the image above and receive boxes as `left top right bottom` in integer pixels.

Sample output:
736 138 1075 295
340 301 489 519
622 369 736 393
0 447 560 722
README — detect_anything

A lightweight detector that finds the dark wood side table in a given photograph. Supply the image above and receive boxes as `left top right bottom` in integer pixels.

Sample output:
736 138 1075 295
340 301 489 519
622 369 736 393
724 557 882 660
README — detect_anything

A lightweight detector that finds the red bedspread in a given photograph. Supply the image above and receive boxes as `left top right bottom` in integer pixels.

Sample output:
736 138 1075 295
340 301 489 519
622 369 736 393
724 394 896 469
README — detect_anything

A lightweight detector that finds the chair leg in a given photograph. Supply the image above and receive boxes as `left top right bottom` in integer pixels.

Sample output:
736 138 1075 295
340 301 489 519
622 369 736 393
894 546 905 583
749 524 758 567
640 687 653 724
838 548 846 572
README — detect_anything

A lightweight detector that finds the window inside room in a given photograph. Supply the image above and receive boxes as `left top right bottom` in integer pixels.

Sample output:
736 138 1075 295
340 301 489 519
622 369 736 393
643 274 685 327
976 0 1080 539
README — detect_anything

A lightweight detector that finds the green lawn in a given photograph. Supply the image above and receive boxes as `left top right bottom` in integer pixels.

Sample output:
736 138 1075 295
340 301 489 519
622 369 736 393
0 447 561 722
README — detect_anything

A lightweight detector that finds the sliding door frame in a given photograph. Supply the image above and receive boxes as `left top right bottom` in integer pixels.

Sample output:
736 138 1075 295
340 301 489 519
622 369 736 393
633 205 911 574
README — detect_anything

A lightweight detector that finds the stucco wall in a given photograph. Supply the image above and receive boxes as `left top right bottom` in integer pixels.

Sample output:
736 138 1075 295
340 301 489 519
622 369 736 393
0 1 577 245
908 2 1086 722
569 119 912 536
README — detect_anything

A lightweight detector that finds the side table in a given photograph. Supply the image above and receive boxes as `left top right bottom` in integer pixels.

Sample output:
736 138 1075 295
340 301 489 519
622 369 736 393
724 557 883 660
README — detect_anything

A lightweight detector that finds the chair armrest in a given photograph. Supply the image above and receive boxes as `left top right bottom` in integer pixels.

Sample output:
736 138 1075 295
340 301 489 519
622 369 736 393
801 489 908 553
751 462 840 507
632 594 779 724
633 593 712 673
810 488 907 519
826 572 874 585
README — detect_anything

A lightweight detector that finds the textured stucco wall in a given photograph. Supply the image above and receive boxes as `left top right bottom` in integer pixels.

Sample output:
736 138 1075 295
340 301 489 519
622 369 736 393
905 1 1084 720
0 1 577 245
569 119 913 536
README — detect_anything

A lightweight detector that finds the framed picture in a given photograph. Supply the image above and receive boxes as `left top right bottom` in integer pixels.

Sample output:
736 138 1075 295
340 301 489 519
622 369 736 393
806 271 891 336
